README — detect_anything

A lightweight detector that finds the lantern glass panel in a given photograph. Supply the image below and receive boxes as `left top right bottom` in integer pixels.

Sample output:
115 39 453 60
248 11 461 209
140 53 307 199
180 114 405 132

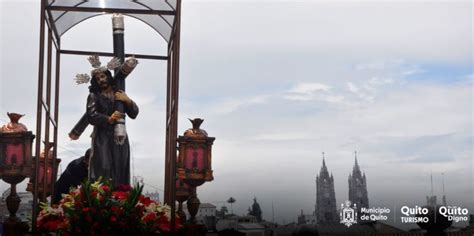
5 143 23 165
185 147 205 170
47 167 53 184
38 165 44 184
38 165 53 184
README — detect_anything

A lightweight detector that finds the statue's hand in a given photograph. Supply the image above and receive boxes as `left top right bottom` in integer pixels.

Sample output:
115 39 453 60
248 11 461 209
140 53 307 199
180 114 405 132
69 132 79 140
125 57 138 68
108 111 123 124
121 57 139 75
115 90 132 106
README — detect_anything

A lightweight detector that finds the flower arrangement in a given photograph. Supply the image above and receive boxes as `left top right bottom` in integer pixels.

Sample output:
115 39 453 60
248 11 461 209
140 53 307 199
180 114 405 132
37 178 181 236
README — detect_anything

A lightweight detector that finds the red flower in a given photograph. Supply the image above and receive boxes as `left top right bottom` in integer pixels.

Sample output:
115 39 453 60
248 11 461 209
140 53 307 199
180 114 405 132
111 205 123 215
175 216 182 229
99 196 106 203
37 179 182 235
139 196 153 206
101 185 109 192
117 184 132 192
112 191 128 200
157 216 171 232
44 220 59 230
143 213 157 223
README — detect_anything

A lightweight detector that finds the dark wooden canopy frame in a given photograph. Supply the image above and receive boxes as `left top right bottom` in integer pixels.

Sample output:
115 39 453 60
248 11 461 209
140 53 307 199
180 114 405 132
33 0 181 232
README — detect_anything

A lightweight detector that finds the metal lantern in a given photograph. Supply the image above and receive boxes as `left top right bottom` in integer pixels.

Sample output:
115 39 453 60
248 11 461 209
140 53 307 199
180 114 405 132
177 118 215 187
0 131 35 183
177 118 214 234
26 142 61 198
0 113 35 236
0 113 34 183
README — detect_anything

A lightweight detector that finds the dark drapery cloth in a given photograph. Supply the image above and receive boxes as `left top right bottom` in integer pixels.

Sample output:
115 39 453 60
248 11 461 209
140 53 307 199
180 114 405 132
69 113 88 138
86 92 138 187
53 156 88 204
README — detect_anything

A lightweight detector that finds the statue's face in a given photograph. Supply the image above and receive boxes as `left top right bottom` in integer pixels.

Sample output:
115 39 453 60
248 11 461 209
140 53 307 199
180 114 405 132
96 72 110 89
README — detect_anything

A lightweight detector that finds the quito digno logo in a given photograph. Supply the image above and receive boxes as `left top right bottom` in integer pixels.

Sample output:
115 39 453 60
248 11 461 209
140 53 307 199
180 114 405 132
340 200 358 227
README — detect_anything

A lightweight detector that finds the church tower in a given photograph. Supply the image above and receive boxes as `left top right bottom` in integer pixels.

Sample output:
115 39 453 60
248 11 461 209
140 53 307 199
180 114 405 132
315 153 338 224
348 151 369 209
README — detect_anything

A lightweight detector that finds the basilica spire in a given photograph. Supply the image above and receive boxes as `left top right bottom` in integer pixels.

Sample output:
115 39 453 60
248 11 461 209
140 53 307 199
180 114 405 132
353 151 361 174
319 152 330 177
348 151 369 209
322 152 327 168
315 152 337 223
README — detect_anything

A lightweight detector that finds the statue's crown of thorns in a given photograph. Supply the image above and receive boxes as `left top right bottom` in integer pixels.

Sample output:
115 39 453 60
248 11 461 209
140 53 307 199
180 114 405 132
74 55 121 85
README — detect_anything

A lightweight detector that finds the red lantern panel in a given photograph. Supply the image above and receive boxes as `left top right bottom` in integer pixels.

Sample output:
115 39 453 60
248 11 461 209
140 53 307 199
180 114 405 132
184 147 205 171
38 165 53 184
176 179 183 189
5 143 24 165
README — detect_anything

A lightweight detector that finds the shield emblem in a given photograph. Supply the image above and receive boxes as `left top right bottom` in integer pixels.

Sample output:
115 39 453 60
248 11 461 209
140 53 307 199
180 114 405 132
343 208 354 220
340 201 357 227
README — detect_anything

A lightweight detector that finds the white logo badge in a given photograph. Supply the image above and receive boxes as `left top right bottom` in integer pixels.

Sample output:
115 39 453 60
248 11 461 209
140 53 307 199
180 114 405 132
340 200 358 227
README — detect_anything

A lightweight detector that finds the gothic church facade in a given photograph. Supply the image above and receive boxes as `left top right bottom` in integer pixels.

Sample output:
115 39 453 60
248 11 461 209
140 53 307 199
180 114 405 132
315 152 369 224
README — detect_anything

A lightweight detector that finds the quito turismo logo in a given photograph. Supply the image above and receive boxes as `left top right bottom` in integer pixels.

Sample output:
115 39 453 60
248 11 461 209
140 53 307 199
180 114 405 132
340 200 358 227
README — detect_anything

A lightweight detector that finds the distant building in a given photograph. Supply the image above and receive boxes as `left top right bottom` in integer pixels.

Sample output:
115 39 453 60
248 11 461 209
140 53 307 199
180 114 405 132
216 205 228 219
315 153 338 224
183 203 217 231
273 223 297 236
465 214 474 232
228 215 258 223
216 215 265 236
348 152 369 210
313 151 371 227
235 223 265 236
143 191 160 203
197 203 217 218
297 210 316 225
248 197 263 222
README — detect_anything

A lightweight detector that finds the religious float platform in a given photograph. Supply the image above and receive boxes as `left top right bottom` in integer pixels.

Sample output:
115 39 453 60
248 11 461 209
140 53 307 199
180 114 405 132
0 1 217 235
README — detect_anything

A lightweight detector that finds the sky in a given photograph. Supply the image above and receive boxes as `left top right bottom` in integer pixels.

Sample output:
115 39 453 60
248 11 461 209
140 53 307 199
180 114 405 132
0 0 473 229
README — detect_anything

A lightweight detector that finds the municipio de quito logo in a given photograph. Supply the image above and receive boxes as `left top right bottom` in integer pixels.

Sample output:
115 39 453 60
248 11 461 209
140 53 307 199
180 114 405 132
340 200 358 227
